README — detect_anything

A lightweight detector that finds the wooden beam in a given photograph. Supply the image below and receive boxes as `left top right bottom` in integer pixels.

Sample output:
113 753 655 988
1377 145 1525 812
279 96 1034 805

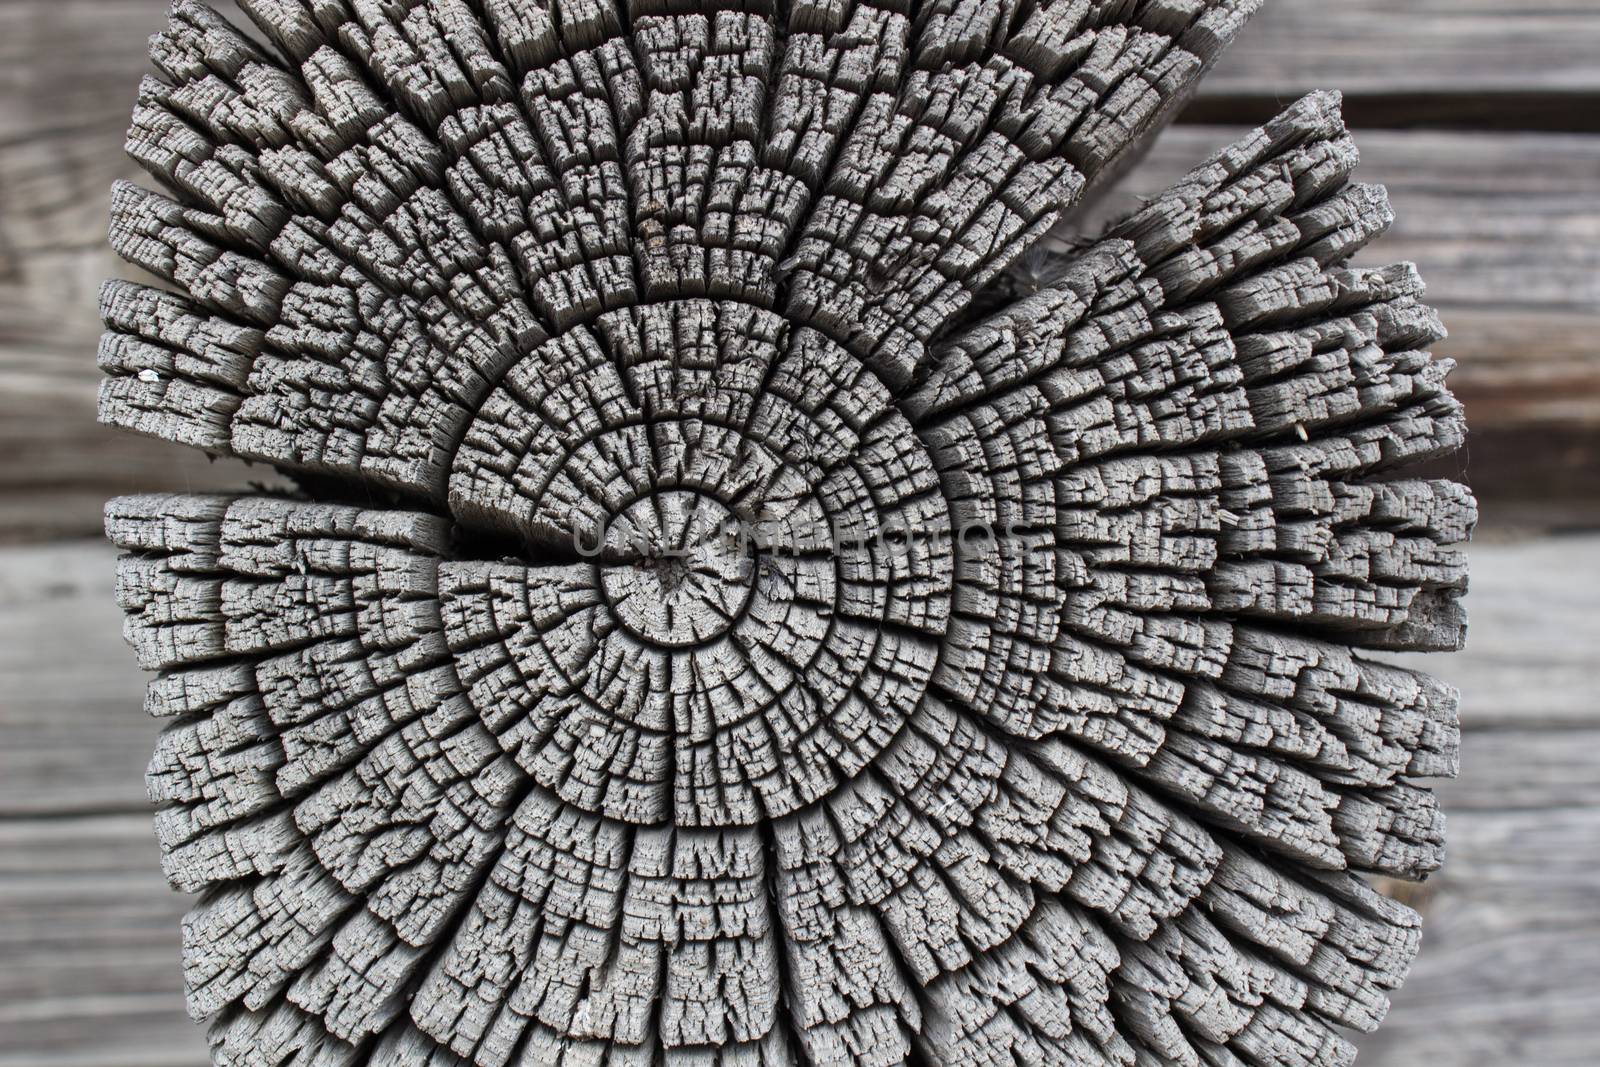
3 536 1594 1066
3 2 1594 538
1186 0 1600 130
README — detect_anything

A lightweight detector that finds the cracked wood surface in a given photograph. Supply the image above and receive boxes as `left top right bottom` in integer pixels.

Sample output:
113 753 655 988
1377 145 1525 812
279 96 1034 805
79 0 1482 1063
3 537 1597 1065
2 0 1599 541
0 0 1587 1062
1062 124 1600 523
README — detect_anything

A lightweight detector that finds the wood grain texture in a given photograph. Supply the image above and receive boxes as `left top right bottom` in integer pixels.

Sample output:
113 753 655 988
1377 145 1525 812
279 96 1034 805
0 815 209 1067
80 0 1486 1061
0 0 282 542
0 0 1585 1062
1188 0 1600 129
2 0 1595 539
1065 125 1600 521
4 537 1595 1067
0 542 165 816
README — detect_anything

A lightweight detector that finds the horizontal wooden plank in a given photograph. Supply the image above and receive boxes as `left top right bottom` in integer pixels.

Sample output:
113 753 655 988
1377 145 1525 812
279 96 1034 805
0 0 276 543
8 0 1594 132
1361 806 1600 1066
1186 0 1600 130
1076 125 1600 315
2 737 1592 1066
0 357 286 543
0 815 206 1067
5 811 1593 1067
0 543 169 816
1446 730 1600 812
5 529 1594 810
1208 0 1600 96
3 532 1595 826
1369 535 1600 731
9 123 1597 533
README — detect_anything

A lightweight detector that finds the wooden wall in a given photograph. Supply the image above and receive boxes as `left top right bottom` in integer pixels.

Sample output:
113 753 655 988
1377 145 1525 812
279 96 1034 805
1 2 1596 1064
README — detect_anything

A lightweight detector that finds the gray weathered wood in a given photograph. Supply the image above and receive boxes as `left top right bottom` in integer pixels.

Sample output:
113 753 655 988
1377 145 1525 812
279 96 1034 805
11 533 1591 824
0 0 277 542
0 814 208 1067
0 543 163 816
5 536 1597 1066
1358 808 1600 1067
0 0 1587 1062
3 0 1596 540
83 0 1487 1062
1061 125 1600 518
1193 0 1600 128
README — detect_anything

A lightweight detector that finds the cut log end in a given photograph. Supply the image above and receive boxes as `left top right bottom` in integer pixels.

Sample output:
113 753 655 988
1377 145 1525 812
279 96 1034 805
100 1 1469 1064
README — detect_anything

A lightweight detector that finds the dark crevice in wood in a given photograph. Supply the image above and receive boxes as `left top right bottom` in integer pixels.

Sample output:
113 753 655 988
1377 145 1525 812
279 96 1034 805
1179 91 1600 133
86 1 1481 1062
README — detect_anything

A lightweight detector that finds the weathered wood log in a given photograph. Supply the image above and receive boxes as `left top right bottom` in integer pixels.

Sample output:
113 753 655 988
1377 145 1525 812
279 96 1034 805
20 535 1596 1067
10 0 1594 541
98 2 1472 1064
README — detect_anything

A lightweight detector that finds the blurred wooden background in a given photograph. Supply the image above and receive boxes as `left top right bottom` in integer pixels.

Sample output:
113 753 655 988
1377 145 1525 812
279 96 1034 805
1 2 1597 1064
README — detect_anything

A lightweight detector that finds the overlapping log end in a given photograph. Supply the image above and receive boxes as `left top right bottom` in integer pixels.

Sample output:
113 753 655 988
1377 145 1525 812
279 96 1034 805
99 1 1472 1064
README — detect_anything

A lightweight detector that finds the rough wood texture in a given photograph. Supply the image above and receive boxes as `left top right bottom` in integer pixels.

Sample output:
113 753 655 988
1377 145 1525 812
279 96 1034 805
1184 0 1600 130
15 536 1597 1067
0 0 286 542
88 2 1480 1064
3 0 1593 541
1063 125 1600 519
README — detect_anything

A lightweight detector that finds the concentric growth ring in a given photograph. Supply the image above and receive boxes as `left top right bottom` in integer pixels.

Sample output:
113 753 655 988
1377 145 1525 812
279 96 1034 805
596 491 757 649
432 298 954 828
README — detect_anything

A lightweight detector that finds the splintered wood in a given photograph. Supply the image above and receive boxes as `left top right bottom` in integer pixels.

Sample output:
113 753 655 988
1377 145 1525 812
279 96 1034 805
98 1 1471 1064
